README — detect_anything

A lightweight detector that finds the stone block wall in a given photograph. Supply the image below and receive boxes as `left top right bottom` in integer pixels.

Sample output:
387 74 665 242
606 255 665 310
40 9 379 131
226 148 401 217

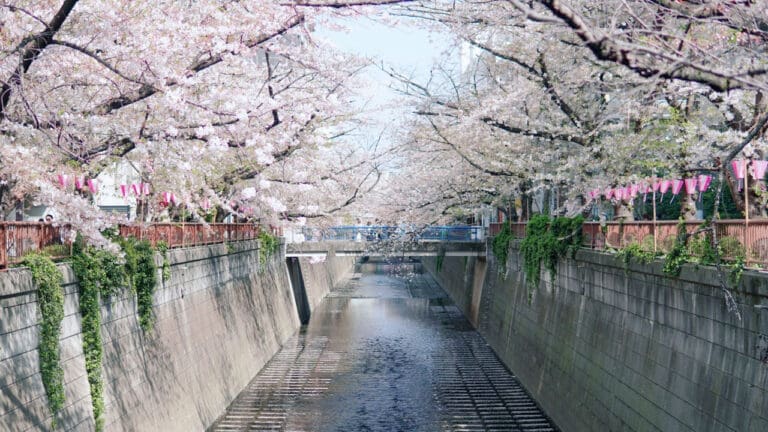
1 240 308 431
426 243 768 432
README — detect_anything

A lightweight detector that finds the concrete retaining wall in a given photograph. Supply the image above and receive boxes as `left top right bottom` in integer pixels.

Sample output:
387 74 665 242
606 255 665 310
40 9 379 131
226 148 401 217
425 242 768 432
1 241 354 431
298 251 356 313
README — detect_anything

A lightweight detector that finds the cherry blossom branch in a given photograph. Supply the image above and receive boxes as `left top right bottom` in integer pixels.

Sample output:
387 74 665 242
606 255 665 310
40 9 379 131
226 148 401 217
480 117 588 146
0 0 80 120
48 39 146 85
88 13 306 116
511 0 768 92
427 118 522 178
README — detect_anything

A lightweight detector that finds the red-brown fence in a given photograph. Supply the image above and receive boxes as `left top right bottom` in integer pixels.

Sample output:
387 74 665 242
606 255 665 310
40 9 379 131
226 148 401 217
0 222 263 270
490 219 768 267
118 223 260 248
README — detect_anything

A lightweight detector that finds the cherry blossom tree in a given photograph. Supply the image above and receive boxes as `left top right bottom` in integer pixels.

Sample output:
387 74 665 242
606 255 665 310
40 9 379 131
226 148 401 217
0 0 415 244
380 0 768 220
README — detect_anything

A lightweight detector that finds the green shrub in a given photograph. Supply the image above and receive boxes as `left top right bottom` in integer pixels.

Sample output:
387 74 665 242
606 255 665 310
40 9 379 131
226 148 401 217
616 241 659 272
659 235 677 254
640 234 656 252
718 236 745 260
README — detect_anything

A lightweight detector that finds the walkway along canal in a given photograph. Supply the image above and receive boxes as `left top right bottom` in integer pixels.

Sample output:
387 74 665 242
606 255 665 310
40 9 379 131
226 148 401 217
209 258 556 432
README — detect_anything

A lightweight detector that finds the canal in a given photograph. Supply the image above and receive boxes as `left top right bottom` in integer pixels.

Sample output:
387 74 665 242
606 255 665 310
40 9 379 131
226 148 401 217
209 258 556 432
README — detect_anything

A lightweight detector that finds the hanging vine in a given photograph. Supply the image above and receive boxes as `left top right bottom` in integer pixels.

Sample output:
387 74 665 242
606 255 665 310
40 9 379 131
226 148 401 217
520 215 584 296
155 241 171 282
71 239 109 432
133 240 158 332
491 223 513 267
663 219 690 277
258 231 279 270
25 253 66 426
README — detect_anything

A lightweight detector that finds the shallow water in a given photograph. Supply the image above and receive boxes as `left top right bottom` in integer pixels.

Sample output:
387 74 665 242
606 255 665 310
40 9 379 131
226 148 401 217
210 259 556 432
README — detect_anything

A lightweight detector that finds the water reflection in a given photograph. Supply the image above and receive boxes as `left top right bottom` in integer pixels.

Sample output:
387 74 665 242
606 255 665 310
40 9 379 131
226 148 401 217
210 258 556 432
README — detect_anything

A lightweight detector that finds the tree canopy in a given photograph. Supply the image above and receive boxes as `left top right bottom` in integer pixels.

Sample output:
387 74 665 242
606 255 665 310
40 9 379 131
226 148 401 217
2 0 767 244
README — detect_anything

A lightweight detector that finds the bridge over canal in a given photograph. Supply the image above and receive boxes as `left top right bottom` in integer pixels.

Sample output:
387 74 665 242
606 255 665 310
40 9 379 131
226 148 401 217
285 225 487 259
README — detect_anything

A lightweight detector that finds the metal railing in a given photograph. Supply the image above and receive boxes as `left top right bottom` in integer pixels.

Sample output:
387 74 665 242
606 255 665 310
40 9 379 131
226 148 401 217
285 225 486 243
0 222 262 270
490 219 768 267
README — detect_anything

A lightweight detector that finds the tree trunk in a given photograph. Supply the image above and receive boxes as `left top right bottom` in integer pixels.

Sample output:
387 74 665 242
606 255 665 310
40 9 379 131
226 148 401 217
614 202 633 221
681 191 698 220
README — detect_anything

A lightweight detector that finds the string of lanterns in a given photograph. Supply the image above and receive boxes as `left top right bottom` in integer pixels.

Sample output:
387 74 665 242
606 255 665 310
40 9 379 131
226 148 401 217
57 174 99 194
586 159 768 205
586 174 713 204
56 175 180 207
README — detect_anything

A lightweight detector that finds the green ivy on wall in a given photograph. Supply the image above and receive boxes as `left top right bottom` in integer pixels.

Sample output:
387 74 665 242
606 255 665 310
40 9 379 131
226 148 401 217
71 239 108 432
131 240 158 332
114 236 159 332
491 223 513 268
258 231 279 270
662 219 690 277
25 253 66 426
155 241 171 282
615 242 659 273
70 234 160 431
520 215 584 296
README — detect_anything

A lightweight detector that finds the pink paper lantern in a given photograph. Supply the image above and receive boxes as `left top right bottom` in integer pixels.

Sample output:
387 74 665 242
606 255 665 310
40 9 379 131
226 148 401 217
161 192 170 205
141 183 151 196
731 159 747 180
120 184 128 198
671 179 684 195
751 160 768 180
57 174 68 188
659 180 671 194
604 188 614 200
684 178 697 195
652 181 661 193
170 193 177 205
87 179 98 194
131 183 140 196
630 184 639 198
698 175 712 193
74 177 84 191
202 198 210 210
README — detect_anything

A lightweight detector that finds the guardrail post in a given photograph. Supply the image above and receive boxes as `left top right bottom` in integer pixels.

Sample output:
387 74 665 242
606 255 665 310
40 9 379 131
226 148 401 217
0 224 6 269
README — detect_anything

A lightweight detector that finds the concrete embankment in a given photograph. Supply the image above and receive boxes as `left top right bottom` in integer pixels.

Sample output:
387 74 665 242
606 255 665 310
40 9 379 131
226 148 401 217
0 240 354 431
424 242 768 432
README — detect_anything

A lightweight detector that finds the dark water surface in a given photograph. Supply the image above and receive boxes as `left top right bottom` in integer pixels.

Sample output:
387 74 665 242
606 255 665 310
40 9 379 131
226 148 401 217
209 259 556 432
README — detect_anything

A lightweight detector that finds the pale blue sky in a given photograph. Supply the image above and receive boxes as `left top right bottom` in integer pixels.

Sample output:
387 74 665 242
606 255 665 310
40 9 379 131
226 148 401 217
314 15 454 139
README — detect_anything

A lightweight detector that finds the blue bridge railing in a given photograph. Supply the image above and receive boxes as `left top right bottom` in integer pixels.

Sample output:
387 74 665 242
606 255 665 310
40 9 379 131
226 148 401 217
289 225 485 243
